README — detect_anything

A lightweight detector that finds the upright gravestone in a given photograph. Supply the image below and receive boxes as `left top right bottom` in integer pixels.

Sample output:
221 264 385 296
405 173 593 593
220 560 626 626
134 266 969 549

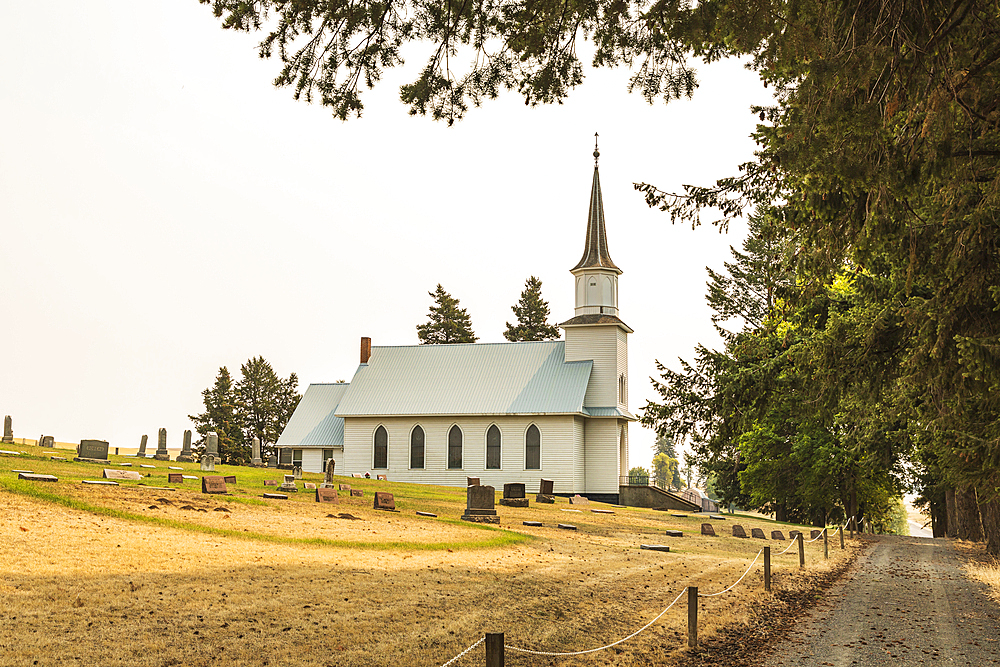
373 492 396 511
267 454 277 468
751 528 767 539
40 435 55 448
153 428 170 461
278 474 298 493
789 530 803 541
701 523 716 536
251 437 263 467
201 432 218 471
499 482 528 507
462 485 499 524
467 477 480 487
2 416 13 443
136 434 148 458
315 487 337 504
771 530 786 541
321 458 336 488
202 476 227 495
75 439 110 463
810 529 822 540
731 524 748 538
569 495 589 506
536 478 555 504
176 430 195 462
293 465 303 480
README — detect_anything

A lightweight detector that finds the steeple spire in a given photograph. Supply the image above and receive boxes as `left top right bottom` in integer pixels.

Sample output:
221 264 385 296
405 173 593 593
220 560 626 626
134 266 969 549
572 134 621 273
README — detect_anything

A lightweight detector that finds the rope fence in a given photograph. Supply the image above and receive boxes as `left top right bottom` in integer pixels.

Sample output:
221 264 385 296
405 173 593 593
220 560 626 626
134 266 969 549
436 514 862 666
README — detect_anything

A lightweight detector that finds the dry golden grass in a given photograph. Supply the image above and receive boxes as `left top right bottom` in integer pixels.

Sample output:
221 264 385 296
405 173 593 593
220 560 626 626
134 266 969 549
1 447 858 667
965 558 1000 602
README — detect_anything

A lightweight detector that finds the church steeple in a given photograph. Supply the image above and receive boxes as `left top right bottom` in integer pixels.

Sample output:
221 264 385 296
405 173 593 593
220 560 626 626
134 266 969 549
572 135 621 274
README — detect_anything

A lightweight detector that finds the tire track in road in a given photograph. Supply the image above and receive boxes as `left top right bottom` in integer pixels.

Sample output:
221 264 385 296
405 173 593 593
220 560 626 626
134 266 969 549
763 535 1000 667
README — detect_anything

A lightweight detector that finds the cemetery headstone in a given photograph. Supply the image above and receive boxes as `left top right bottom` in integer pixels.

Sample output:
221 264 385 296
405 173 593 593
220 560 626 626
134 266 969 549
139 464 156 468
467 477 480 486
2 416 13 443
303 482 316 490
103 469 142 481
373 492 396 511
499 482 528 507
771 530 786 540
168 473 183 483
557 524 577 530
350 489 364 497
206 432 219 459
591 509 614 514
251 437 263 467
82 480 118 485
810 529 822 540
153 428 170 461
202 476 227 494
522 521 542 527
200 454 216 472
136 434 148 458
39 435 55 448
462 485 499 524
321 458 336 487
536 478 556 504
224 475 237 484
293 465 303 480
789 530 803 541
262 493 288 500
640 544 671 552
569 495 590 506
700 523 716 536
176 430 195 463
278 475 298 493
315 487 337 503
75 439 110 463
751 528 767 539
732 524 748 538
416 511 437 517
665 529 683 537
267 454 278 468
352 473 363 479
264 480 278 486
18 472 57 482
339 484 351 492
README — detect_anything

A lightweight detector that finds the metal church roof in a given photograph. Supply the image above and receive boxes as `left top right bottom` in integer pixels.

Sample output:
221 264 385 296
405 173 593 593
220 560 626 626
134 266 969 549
335 340 593 417
276 383 349 447
572 163 621 274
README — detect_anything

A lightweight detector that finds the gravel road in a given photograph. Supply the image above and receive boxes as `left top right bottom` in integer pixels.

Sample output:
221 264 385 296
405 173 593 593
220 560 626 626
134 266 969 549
762 535 1000 666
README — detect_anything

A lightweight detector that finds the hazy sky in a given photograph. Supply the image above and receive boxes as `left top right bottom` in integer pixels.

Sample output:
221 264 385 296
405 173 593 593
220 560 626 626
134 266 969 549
2 2 771 468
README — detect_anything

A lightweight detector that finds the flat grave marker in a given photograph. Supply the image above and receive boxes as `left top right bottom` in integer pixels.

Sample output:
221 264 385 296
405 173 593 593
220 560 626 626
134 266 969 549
82 480 118 486
416 511 437 517
168 473 183 483
665 530 683 537
640 544 671 552
352 473 363 478
522 521 542 527
262 493 288 500
103 469 142 481
557 524 577 530
303 482 316 490
168 466 183 470
264 480 278 486
671 514 688 518
351 489 363 497
12 469 33 474
339 484 351 491
49 457 67 461
182 475 198 480
139 464 156 469
224 475 237 484
591 509 614 514
18 473 57 482
710 514 726 520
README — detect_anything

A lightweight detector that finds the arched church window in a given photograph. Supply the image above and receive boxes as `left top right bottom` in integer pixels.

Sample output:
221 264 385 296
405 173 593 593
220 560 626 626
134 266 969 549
448 425 463 469
486 425 501 469
410 425 425 469
525 424 541 470
373 425 388 469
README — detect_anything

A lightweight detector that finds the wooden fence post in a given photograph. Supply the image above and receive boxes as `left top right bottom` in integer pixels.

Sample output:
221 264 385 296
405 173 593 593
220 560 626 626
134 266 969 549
850 517 854 539
797 534 805 568
688 587 698 648
823 529 829 559
486 632 504 667
764 547 771 592
840 525 845 549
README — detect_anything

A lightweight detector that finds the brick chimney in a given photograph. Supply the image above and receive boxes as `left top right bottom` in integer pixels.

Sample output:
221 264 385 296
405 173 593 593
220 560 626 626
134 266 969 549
360 337 372 364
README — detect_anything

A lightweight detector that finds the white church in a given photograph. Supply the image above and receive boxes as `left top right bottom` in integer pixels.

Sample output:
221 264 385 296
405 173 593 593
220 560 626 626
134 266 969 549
276 151 635 501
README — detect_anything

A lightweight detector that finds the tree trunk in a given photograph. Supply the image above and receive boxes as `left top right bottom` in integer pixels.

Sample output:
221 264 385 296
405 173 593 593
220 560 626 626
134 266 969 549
946 488 958 538
931 499 947 538
979 491 1000 557
775 502 787 523
956 486 984 542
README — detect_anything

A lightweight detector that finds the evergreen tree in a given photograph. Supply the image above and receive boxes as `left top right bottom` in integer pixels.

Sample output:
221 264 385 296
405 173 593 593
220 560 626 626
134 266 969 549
188 367 247 464
235 356 302 459
416 284 478 344
504 276 560 342
627 466 650 485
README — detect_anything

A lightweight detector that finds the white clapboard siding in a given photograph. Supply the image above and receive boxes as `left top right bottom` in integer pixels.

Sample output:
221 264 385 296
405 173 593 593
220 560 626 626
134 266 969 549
301 448 325 474
584 418 621 494
342 415 582 494
573 416 586 490
564 325 620 408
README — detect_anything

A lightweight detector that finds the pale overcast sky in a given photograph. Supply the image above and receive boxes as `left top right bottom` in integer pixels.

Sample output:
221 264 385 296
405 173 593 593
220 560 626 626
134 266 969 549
1 2 771 470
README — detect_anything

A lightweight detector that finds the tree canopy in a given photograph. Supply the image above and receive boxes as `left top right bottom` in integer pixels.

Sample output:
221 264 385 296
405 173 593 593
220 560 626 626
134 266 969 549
189 357 301 463
504 276 560 342
417 284 478 344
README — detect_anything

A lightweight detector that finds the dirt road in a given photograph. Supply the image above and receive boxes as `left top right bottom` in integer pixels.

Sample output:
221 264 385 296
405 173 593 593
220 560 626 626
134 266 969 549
763 535 1000 666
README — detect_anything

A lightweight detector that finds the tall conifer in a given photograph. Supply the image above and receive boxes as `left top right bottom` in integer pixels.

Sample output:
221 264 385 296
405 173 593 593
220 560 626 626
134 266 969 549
416 284 478 344
504 276 560 342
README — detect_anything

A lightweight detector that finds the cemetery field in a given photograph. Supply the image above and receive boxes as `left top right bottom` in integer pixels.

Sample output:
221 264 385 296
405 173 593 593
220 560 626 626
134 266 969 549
1 446 859 667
